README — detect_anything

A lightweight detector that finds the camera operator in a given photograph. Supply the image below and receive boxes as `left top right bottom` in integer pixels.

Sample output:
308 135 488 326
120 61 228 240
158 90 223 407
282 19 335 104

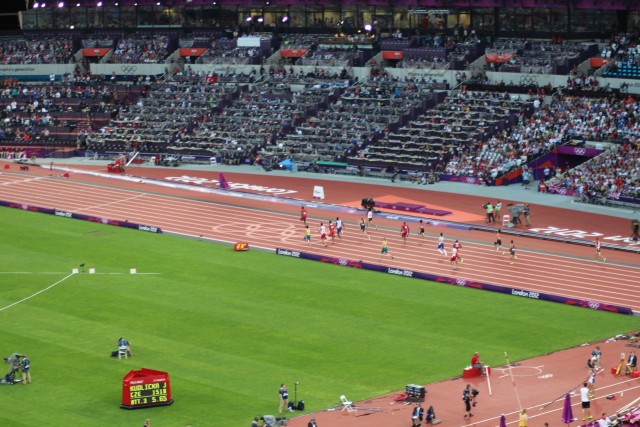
5 353 23 375
4 353 24 384
631 219 639 242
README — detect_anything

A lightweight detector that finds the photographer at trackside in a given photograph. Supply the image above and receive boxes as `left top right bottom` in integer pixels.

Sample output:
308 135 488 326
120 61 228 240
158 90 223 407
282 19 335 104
3 353 25 384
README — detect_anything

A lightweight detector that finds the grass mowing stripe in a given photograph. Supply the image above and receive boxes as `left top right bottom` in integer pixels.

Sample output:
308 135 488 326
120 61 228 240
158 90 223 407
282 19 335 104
0 272 75 312
0 207 638 426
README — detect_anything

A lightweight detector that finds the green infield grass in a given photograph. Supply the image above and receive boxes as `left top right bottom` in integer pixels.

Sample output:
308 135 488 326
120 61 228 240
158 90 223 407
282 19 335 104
0 208 637 427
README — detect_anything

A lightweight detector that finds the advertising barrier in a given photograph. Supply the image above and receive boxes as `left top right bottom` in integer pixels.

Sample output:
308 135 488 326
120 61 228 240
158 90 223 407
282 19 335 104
0 200 162 234
439 175 483 185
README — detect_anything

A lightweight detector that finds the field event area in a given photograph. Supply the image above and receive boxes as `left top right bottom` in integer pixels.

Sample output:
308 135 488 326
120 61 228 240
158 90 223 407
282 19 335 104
0 204 638 426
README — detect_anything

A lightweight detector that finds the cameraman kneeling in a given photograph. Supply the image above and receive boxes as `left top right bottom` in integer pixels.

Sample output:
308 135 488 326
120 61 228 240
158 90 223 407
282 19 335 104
3 353 24 384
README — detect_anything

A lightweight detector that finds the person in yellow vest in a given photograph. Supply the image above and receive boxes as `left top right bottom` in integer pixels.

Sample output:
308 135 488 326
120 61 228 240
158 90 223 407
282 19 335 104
519 408 528 427
485 202 495 223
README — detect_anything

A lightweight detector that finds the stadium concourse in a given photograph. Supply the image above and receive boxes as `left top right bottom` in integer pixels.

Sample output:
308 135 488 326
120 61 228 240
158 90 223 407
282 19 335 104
1 157 640 426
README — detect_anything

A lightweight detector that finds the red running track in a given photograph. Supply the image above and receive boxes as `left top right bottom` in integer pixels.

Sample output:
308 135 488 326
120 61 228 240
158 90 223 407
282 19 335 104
0 170 639 313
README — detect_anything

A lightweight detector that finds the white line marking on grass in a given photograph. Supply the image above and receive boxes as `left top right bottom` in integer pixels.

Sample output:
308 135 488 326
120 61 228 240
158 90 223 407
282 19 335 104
65 272 162 275
88 272 162 275
0 272 69 274
0 272 75 312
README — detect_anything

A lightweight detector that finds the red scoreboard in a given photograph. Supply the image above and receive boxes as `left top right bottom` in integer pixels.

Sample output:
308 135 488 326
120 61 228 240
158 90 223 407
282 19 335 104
121 368 173 409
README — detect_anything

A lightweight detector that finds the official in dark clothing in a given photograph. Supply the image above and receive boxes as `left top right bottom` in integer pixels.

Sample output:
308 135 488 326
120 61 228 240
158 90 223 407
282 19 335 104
412 403 424 426
21 355 31 384
628 351 637 368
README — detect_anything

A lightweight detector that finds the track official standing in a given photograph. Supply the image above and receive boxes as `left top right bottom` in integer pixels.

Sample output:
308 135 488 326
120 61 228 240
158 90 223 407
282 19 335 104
279 384 289 414
462 384 474 419
412 403 424 426
591 346 602 370
21 355 30 384
628 351 637 368
580 382 592 422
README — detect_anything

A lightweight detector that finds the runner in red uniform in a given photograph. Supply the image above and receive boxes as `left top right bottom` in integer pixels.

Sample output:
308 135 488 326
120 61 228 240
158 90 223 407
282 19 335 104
401 221 410 244
451 247 460 270
300 206 308 225
328 220 336 243
453 240 464 263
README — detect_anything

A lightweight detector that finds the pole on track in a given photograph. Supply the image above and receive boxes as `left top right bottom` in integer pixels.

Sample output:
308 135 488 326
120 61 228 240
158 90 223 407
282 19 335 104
540 377 590 411
486 365 493 396
504 352 523 410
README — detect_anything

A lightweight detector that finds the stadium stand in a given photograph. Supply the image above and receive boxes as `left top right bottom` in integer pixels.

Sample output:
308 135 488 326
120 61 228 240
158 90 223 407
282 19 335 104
0 21 637 205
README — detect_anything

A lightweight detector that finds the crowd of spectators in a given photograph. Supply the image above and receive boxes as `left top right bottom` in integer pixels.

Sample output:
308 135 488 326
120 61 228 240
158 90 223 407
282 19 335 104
86 74 241 155
381 33 483 71
357 90 527 175
82 34 119 49
279 34 318 51
600 31 640 65
441 91 544 181
599 31 640 79
181 65 258 84
400 57 451 71
297 46 361 68
487 39 595 75
0 29 637 203
0 37 74 65
276 79 423 165
197 43 262 65
550 141 640 200
266 65 352 86
210 83 329 164
108 34 170 64
443 92 640 191
0 78 127 147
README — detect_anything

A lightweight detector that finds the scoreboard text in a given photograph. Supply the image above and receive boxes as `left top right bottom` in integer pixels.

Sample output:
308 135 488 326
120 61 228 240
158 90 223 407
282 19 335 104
121 368 173 409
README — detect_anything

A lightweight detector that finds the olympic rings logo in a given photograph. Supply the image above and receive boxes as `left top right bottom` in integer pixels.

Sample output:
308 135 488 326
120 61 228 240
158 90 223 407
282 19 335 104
465 177 476 184
338 258 348 266
21 204 28 210
101 217 109 224
588 301 600 310
456 279 467 287
120 66 137 74
556 188 567 195
574 148 586 156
